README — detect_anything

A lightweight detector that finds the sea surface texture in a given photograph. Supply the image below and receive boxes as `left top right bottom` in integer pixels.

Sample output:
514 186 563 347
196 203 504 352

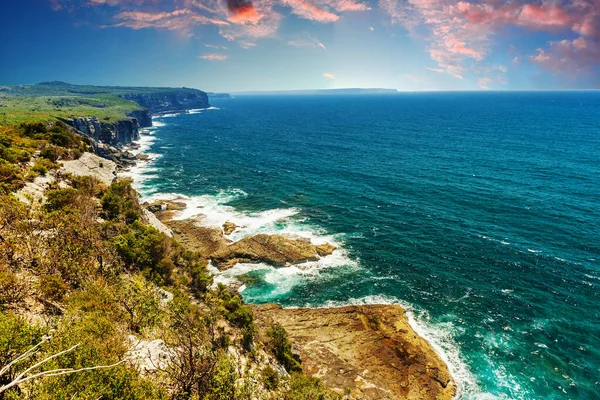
132 93 600 399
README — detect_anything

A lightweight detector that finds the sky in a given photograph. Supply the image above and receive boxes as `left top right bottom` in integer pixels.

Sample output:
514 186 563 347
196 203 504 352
0 0 599 91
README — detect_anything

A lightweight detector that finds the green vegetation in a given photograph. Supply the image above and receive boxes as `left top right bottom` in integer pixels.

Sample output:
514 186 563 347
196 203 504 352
0 81 204 126
0 94 142 125
0 117 342 399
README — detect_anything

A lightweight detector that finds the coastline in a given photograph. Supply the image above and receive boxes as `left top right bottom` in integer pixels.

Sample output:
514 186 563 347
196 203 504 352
115 111 463 399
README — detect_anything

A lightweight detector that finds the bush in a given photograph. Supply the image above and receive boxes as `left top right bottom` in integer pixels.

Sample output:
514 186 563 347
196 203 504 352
70 174 106 197
31 158 59 176
28 313 165 399
0 268 27 308
267 324 301 373
262 365 279 390
284 373 342 400
44 188 78 212
39 274 68 302
0 159 23 194
101 179 140 222
191 263 213 297
115 274 161 333
206 354 237 400
40 145 65 162
0 312 45 392
113 222 172 282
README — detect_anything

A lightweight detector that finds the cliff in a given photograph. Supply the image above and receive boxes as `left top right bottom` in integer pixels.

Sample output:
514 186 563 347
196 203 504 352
127 109 153 128
121 89 210 114
63 116 140 146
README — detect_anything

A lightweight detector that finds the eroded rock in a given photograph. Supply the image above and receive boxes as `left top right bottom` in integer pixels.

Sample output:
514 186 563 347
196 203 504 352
222 221 238 235
211 234 334 270
252 304 456 400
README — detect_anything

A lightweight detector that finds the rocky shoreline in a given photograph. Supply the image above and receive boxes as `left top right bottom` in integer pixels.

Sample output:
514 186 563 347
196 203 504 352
64 108 457 399
140 200 457 399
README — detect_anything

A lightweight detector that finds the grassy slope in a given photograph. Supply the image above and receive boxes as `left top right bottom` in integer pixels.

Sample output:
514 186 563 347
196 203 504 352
0 81 204 125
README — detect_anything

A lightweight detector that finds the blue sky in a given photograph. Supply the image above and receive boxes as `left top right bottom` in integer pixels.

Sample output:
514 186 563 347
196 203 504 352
1 0 599 91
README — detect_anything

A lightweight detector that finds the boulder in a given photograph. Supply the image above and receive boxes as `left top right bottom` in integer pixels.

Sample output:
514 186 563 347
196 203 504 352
315 243 336 256
222 221 238 235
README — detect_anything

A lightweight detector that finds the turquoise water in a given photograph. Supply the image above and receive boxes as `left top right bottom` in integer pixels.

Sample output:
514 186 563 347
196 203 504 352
131 93 600 399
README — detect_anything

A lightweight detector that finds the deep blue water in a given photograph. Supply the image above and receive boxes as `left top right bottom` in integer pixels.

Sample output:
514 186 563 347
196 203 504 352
132 93 600 399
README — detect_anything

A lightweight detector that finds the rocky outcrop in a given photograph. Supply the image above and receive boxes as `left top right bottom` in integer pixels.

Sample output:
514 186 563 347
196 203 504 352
121 89 209 115
64 116 140 146
127 109 152 128
211 234 336 270
166 220 230 259
222 221 238 235
253 304 456 400
60 152 117 186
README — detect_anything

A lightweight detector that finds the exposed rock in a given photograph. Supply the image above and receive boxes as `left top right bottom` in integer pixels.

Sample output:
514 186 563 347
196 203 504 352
136 154 150 161
64 116 140 146
155 287 174 305
315 243 337 257
127 336 174 373
222 221 238 235
142 208 173 237
166 220 230 259
127 109 153 128
144 202 165 213
60 152 117 186
15 174 55 204
211 234 333 270
252 304 456 400
165 201 187 211
121 89 209 115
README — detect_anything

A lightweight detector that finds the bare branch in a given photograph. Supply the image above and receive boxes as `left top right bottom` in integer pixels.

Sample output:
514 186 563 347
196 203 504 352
0 336 51 377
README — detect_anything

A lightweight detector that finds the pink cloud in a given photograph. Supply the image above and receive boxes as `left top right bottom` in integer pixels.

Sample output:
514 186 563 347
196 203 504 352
323 72 335 79
282 0 340 22
113 9 228 31
381 0 600 84
529 37 600 75
199 53 229 61
325 0 370 11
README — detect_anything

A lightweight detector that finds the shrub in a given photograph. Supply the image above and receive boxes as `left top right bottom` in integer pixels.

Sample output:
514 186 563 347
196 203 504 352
70 174 105 197
284 373 342 400
28 313 166 399
0 268 27 308
101 179 140 222
40 145 65 162
262 365 279 390
115 274 161 333
113 222 171 277
206 354 237 400
191 263 213 297
0 312 45 392
267 324 301 373
39 274 68 302
0 159 23 194
44 188 78 212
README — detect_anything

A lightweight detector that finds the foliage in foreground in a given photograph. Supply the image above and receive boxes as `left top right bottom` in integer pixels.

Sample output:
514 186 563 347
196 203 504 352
0 121 340 398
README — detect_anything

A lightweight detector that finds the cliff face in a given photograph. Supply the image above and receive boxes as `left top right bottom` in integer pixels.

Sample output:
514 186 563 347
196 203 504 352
127 109 152 128
66 117 140 146
121 89 210 114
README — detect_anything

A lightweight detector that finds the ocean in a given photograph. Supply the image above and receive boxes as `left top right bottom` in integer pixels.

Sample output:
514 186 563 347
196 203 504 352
126 92 600 399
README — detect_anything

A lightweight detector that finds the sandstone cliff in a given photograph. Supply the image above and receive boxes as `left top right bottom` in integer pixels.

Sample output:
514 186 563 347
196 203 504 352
121 89 209 114
64 116 140 146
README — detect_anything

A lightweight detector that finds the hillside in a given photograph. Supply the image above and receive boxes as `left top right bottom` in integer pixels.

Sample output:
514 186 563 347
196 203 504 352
0 82 209 125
